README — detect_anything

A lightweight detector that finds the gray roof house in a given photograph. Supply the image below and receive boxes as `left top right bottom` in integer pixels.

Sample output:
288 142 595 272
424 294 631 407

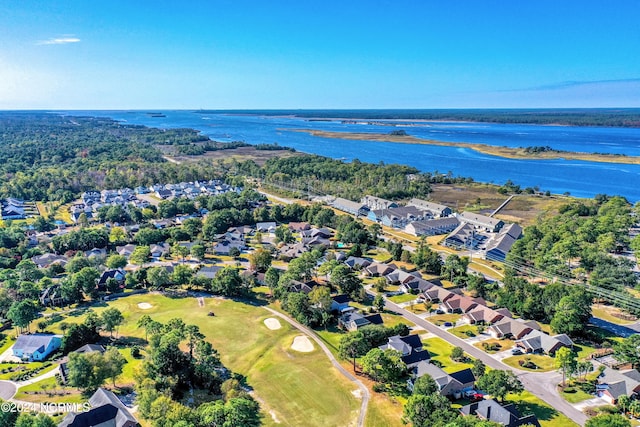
12 334 62 362
458 211 504 233
596 367 640 404
407 198 453 217
515 330 573 355
409 361 475 396
379 335 430 367
405 217 460 237
461 399 540 427
58 387 138 427
485 223 524 262
331 197 369 216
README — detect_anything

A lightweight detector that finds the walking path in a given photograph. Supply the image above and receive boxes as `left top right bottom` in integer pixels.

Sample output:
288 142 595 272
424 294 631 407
262 307 370 427
379 295 588 426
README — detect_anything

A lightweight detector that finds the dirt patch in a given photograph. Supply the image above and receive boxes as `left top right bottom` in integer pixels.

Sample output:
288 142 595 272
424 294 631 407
137 302 153 310
263 318 282 330
291 335 314 352
351 389 362 399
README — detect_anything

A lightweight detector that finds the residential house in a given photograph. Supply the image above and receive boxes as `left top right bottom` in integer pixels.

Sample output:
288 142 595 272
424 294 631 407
155 189 172 199
597 367 640 404
85 247 107 258
288 222 311 232
361 195 398 211
31 253 68 269
339 311 383 331
458 211 504 233
279 242 309 261
331 197 370 216
301 227 333 239
97 269 126 291
488 318 539 340
444 223 481 249
286 280 319 294
379 334 430 368
363 262 396 277
460 399 541 427
255 222 277 233
12 334 62 361
59 344 106 384
116 244 137 258
344 256 372 270
150 243 170 259
463 306 509 325
330 295 354 314
441 295 484 314
58 387 138 427
213 240 244 256
484 223 524 262
407 198 453 217
515 330 573 355
409 361 475 397
197 265 223 280
423 286 457 304
40 284 65 307
369 206 427 229
405 217 460 237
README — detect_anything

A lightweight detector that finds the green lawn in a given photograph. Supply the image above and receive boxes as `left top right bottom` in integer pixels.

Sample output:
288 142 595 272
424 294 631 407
46 293 361 427
14 377 86 404
508 391 578 427
426 313 461 326
474 338 513 354
592 304 636 325
448 325 479 340
502 354 556 372
560 386 593 404
388 293 419 304
423 337 473 373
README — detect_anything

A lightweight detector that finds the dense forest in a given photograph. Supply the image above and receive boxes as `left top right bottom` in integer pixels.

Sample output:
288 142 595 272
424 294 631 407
196 109 640 127
0 113 229 201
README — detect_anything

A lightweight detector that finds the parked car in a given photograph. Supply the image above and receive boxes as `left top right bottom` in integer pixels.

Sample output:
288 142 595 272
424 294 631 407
511 348 523 355
470 393 484 403
435 309 445 314
443 322 453 327
463 389 478 398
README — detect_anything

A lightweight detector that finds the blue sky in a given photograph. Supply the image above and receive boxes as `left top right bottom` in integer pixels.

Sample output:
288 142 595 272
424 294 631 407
1 0 639 109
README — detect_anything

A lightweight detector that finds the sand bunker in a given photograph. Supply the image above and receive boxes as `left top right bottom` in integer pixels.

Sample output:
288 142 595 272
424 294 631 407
291 335 314 352
138 302 153 310
263 318 282 330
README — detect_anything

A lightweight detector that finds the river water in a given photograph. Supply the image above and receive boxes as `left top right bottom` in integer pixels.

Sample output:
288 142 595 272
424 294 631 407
70 110 640 202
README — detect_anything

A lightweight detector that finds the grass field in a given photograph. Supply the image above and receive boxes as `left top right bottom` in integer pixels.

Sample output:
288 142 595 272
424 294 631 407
474 338 513 354
388 293 419 304
423 337 473 374
448 325 479 340
46 293 361 427
427 313 461 326
502 354 556 372
508 390 578 427
592 304 637 325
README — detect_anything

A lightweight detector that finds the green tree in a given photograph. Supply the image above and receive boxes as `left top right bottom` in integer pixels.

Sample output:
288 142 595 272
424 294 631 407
550 293 591 336
451 346 465 362
585 413 631 427
72 267 100 299
103 347 127 387
555 347 577 387
360 348 406 383
171 264 193 286
615 334 640 369
475 370 523 403
403 393 457 427
338 331 369 371
147 266 171 289
373 294 385 312
67 351 108 392
7 300 40 333
130 245 151 265
412 374 438 395
171 243 190 263
101 307 124 338
472 359 487 379
106 254 127 269
248 247 272 272
15 413 56 427
190 244 206 261
264 267 280 291
185 324 205 359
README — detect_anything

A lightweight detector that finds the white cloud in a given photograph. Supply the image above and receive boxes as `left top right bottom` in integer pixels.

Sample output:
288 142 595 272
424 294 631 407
38 36 81 45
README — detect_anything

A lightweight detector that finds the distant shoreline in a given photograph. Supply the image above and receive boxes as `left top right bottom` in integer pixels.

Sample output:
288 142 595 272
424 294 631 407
289 129 640 165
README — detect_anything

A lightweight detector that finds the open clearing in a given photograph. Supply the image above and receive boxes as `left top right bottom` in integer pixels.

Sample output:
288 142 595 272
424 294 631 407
47 293 359 427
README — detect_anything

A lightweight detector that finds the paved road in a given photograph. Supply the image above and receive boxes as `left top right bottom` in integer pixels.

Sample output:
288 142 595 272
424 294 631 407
262 307 370 427
0 380 16 400
590 317 640 338
379 296 588 426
